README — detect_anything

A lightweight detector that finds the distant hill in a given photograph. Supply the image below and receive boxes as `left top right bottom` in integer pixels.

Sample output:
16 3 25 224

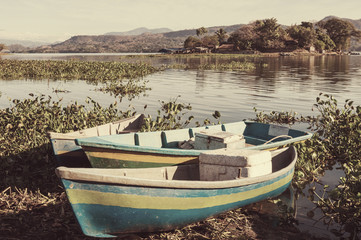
105 27 172 36
28 34 185 53
25 17 361 53
28 24 245 53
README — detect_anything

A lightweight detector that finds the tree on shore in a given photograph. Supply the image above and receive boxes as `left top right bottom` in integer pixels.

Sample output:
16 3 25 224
184 27 219 49
314 28 336 52
227 19 288 52
196 27 208 37
253 18 286 51
184 36 202 48
201 35 219 48
228 24 257 50
287 22 317 49
184 17 360 53
227 17 357 53
215 28 228 44
317 18 361 51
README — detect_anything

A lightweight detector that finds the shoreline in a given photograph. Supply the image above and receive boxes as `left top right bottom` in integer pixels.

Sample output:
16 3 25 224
0 49 351 57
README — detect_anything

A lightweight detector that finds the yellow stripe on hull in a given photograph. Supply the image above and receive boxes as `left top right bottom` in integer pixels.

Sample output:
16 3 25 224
85 147 198 164
66 172 293 210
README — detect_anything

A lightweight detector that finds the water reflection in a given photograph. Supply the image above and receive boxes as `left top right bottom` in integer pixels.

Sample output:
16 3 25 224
253 56 354 83
1 54 361 121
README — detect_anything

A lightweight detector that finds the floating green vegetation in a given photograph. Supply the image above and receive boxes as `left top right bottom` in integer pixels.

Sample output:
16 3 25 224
119 53 260 59
118 53 260 71
52 88 70 93
97 79 151 99
0 59 158 99
0 59 159 81
166 63 189 69
167 61 258 71
198 61 256 71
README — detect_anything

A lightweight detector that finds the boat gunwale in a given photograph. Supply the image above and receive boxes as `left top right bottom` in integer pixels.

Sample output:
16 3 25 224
48 114 144 140
75 132 311 155
73 120 312 153
56 147 297 189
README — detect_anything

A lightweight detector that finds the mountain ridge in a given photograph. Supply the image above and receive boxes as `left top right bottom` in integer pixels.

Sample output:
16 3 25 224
105 27 173 36
15 16 361 53
27 23 246 53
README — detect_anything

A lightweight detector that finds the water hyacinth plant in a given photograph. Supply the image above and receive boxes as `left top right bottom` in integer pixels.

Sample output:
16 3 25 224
254 93 361 238
0 94 136 191
140 96 222 132
198 61 256 71
97 78 151 99
117 53 260 71
309 94 361 238
141 96 194 132
0 59 159 81
0 59 159 99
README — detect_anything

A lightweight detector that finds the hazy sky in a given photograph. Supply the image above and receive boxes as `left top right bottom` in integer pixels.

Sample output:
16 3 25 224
1 0 360 43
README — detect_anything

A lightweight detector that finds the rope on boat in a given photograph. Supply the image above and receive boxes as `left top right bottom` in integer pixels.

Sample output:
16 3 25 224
263 135 292 145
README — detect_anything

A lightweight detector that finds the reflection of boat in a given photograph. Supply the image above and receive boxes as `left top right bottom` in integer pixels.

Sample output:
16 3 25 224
56 146 297 237
75 121 311 168
48 114 144 167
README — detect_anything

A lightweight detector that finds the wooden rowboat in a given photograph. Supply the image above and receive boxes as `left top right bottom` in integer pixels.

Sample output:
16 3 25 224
75 121 311 168
48 114 144 167
56 146 297 237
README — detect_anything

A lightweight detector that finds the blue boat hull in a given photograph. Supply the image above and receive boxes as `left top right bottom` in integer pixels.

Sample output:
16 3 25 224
60 167 294 237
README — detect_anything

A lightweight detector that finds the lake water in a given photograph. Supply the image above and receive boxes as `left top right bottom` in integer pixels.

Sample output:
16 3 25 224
1 53 361 238
2 53 361 124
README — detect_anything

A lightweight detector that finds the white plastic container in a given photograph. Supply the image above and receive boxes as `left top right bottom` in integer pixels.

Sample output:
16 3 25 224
194 131 245 150
199 148 272 181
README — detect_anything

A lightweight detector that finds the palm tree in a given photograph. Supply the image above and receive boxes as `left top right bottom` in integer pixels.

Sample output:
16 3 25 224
215 28 227 44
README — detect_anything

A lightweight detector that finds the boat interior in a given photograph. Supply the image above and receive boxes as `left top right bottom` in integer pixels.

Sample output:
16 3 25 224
110 147 294 181
80 121 307 149
57 147 296 183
